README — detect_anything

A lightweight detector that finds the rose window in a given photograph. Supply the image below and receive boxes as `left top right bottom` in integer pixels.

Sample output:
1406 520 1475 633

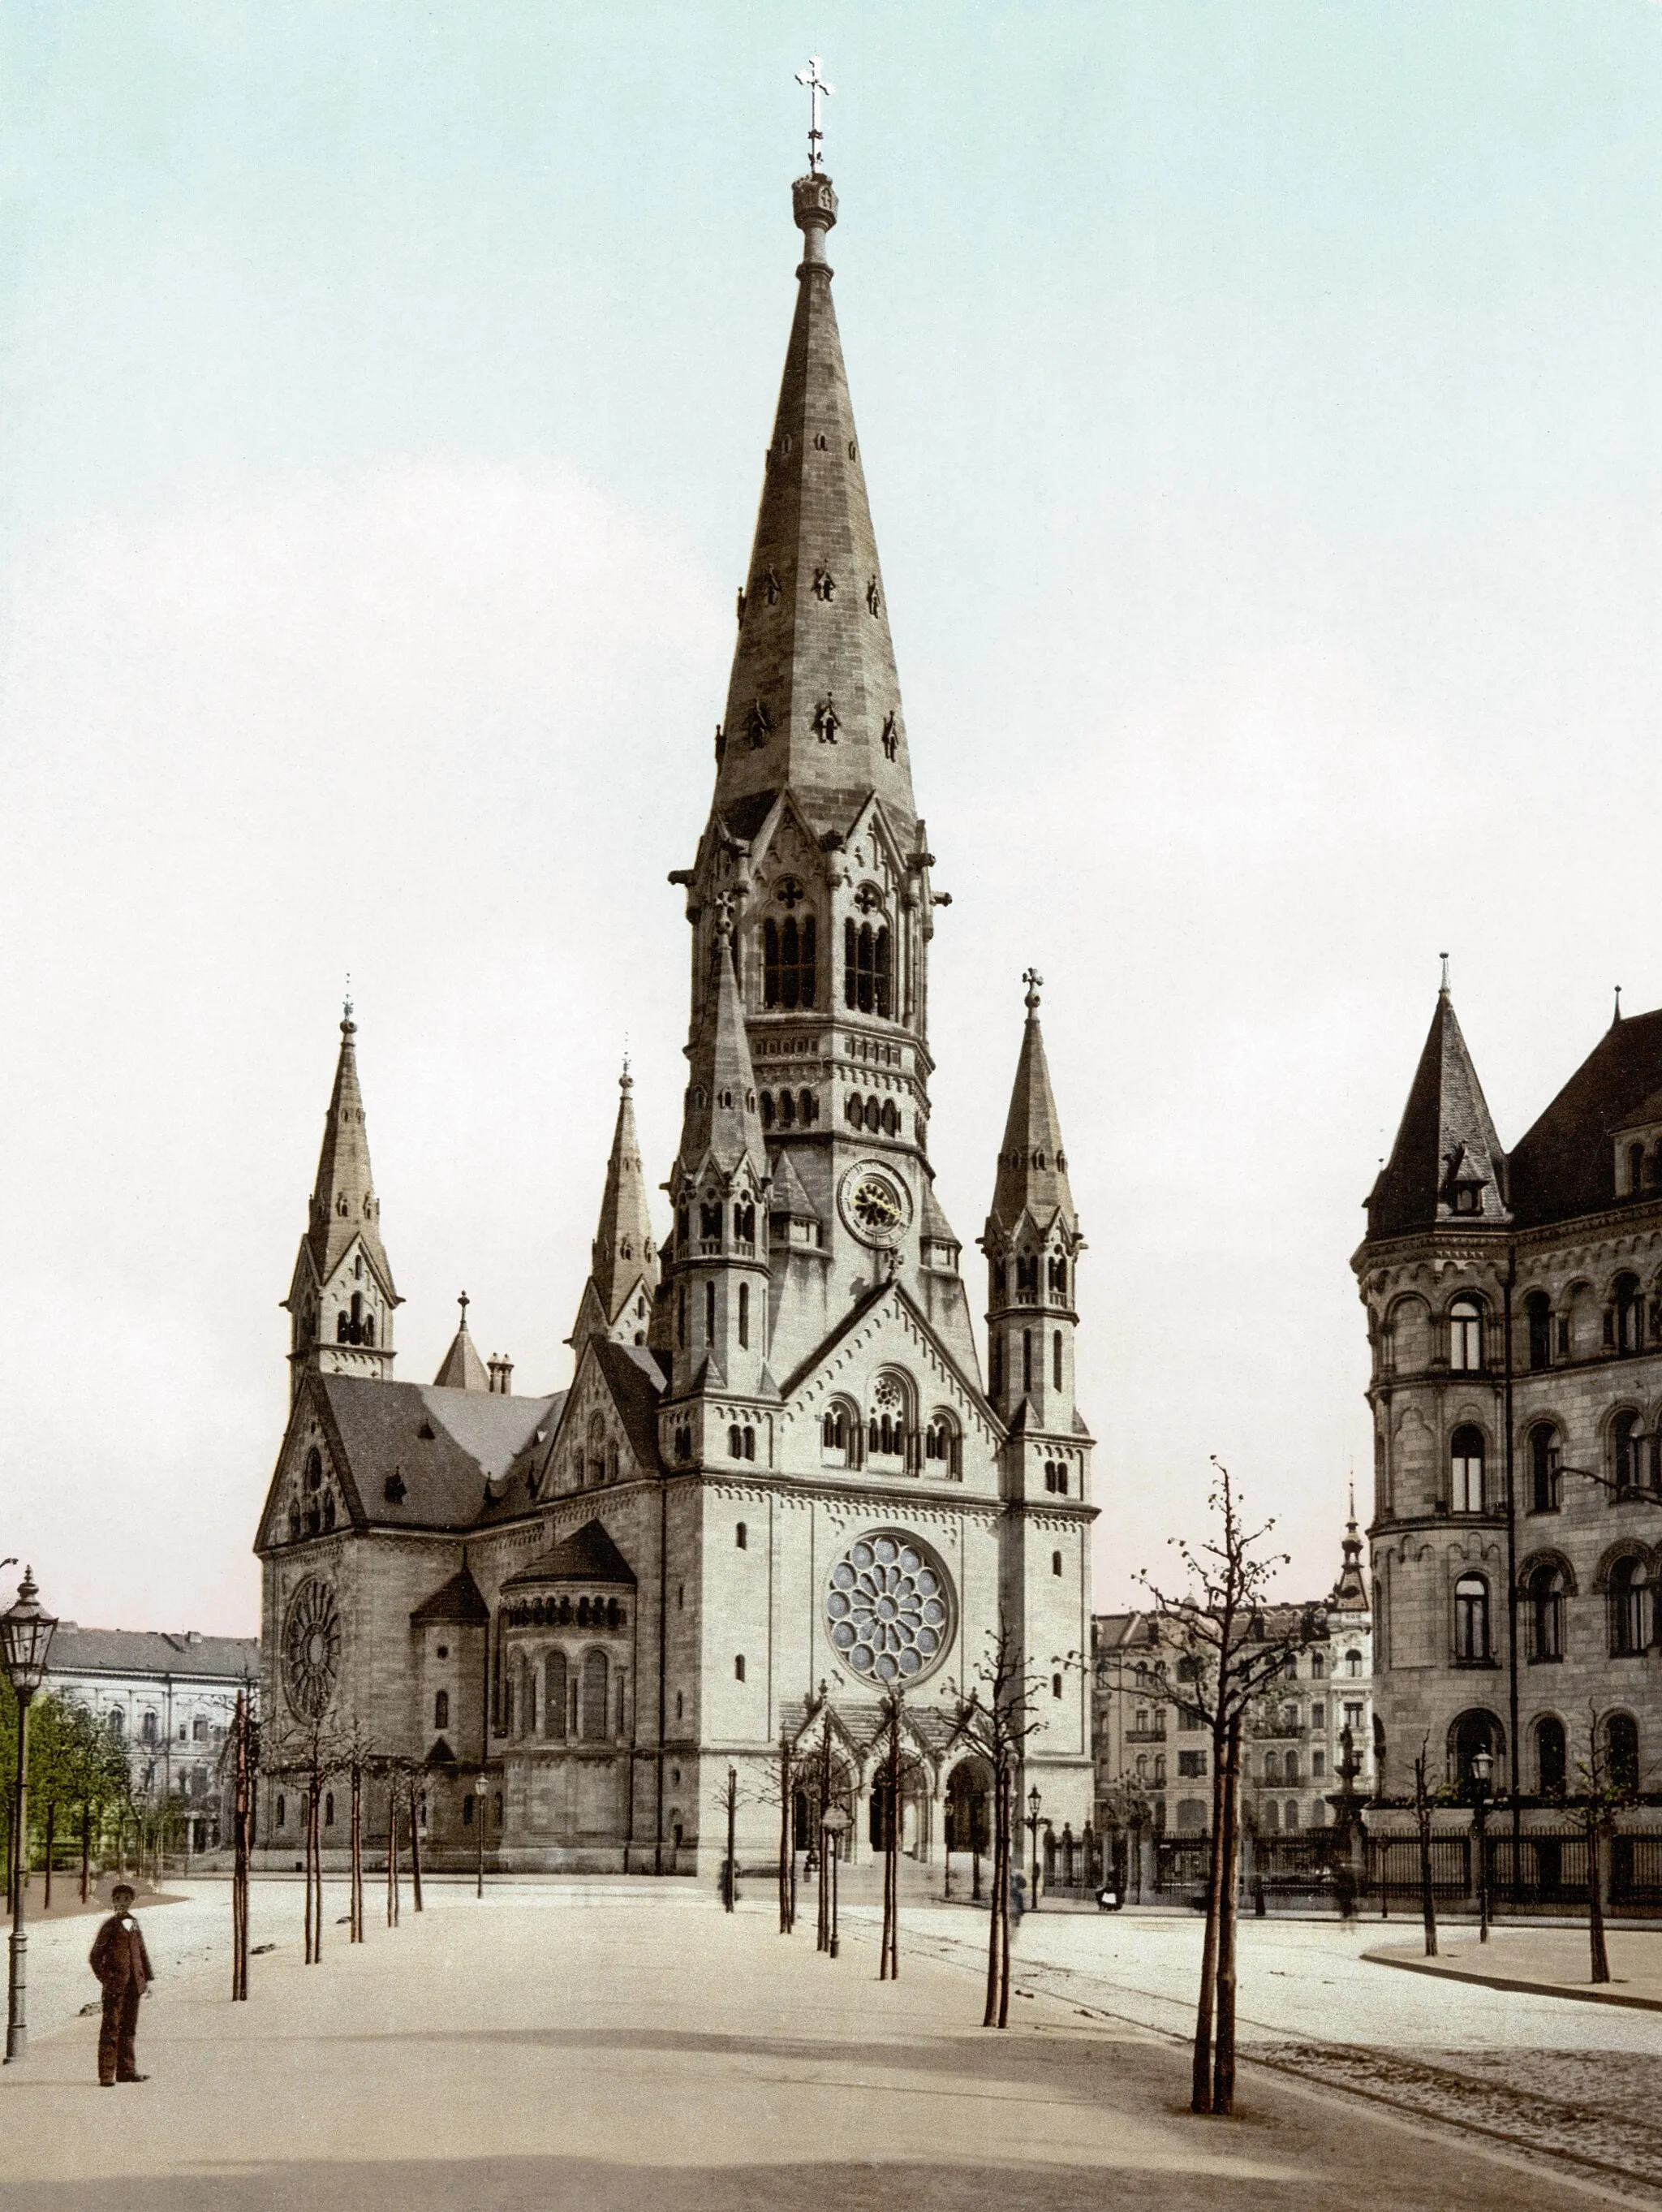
281 1577 342 1719
825 1534 953 1684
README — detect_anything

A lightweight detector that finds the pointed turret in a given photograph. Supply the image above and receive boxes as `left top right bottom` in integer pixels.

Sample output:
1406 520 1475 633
1330 1488 1370 1612
284 1001 398 1395
665 907 773 1406
982 973 1086 1441
433 1292 489 1393
713 170 915 843
1366 978 1509 1240
570 1068 659 1351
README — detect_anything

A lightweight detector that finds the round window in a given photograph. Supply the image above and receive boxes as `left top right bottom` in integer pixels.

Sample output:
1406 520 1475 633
825 1533 954 1684
281 1577 342 1718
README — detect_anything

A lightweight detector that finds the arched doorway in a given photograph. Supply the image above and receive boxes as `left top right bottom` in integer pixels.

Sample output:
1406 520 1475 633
945 1758 992 1853
1449 1708 1505 1786
868 1766 932 1857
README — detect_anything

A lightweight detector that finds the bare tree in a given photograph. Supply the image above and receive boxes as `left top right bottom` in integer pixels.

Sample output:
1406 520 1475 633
261 1714 349 1963
1571 1706 1649 1986
1139 1462 1325 2116
948 1615 1046 2029
874 1689 932 1981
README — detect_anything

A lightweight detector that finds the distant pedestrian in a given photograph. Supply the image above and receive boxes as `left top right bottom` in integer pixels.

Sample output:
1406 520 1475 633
89 1882 153 2085
1010 1872 1027 1926
1333 1863 1358 1924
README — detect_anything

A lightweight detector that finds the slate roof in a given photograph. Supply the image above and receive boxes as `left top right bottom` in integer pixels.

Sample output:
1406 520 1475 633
501 1518 637 1591
1509 1007 1662 1229
410 1565 489 1626
433 1319 490 1392
1366 990 1510 1240
988 996 1077 1239
47 1627 258 1683
588 1340 669 1472
311 1374 563 1534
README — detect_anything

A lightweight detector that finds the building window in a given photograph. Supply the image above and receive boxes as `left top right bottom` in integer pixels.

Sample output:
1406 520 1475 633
324 1792 335 1828
1526 1564 1564 1661
1311 1652 1324 1679
1529 1423 1562 1513
1051 1672 1062 1698
1345 1650 1361 1679
1607 1712 1640 1792
1052 1550 1062 1576
1526 1291 1552 1372
677 1285 686 1350
545 1652 568 1741
674 1691 683 1720
763 914 817 1009
736 1521 747 1550
1455 1573 1491 1662
276 1794 286 1829
843 920 891 1017
1610 1556 1649 1656
734 1654 747 1683
1022 1330 1033 1395
463 1796 474 1826
1052 1330 1063 1391
738 1283 750 1347
433 1690 450 1730
1617 1273 1646 1355
1613 1410 1647 1493
704 1282 716 1342
1450 1426 1486 1513
580 1650 609 1741
1449 1297 1483 1372
1536 1714 1567 1796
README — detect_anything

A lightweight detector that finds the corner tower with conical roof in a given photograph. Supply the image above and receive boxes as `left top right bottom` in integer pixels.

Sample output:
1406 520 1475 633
283 1003 399 1396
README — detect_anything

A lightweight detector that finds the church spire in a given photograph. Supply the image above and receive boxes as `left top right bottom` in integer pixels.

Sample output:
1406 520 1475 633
673 905 769 1186
569 1066 659 1351
987 970 1078 1239
284 1000 398 1393
713 166 915 840
433 1290 489 1393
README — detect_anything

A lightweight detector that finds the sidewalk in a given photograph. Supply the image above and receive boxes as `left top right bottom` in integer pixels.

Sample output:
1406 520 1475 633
0 1886 1625 2211
1366 1925 1662 2011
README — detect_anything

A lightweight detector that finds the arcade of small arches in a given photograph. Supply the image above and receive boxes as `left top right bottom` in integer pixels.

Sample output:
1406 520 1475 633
1440 1705 1645 1797
1376 1269 1662 1381
817 1373 963 1477
1521 1539 1662 1662
286 1446 342 1542
1384 1400 1662 1519
992 1252 1073 1304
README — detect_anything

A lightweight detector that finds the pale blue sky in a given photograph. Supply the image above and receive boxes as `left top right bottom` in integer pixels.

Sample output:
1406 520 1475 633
4 3 1662 1632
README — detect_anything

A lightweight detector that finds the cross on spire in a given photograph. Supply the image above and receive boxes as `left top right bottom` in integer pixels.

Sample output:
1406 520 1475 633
795 56 833 173
457 1290 470 1326
1022 968 1043 1013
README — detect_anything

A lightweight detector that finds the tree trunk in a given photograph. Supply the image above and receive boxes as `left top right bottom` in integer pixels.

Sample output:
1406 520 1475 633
1588 1817 1611 1985
1212 1714 1242 2117
231 1696 249 2002
982 1771 1003 2028
881 1717 901 1981
1418 1809 1437 1958
80 1804 92 1906
1191 1731 1229 2114
778 1736 793 1935
350 1766 364 1943
409 1779 424 1913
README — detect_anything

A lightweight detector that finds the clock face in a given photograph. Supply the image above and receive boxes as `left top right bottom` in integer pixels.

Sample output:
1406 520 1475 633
281 1578 341 1720
838 1162 913 1246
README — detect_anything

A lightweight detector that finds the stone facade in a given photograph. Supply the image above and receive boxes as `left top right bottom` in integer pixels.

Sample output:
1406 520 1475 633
1358 985 1662 1811
253 167 1099 1875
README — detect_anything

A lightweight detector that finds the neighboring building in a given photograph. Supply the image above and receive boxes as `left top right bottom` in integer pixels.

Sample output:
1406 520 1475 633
1091 1514 1373 1851
46 1625 259 1845
1357 980 1662 1809
253 157 1098 1874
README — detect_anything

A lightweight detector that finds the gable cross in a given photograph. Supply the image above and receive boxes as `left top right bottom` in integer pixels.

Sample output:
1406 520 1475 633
795 56 833 174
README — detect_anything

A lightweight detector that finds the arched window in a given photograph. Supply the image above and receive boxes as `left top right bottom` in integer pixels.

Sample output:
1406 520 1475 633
762 913 816 1010
1053 1330 1063 1391
1526 1563 1564 1662
676 1285 686 1349
433 1689 449 1730
1525 1290 1552 1372
1454 1573 1491 1662
1609 1555 1648 1656
1617 1272 1646 1355
1283 1800 1301 1832
760 1090 775 1130
1449 1297 1483 1372
1260 1797 1280 1832
1450 1426 1486 1514
1613 1410 1646 1492
545 1651 567 1740
580 1650 609 1742
275 1793 286 1829
735 1521 747 1550
843 919 892 1016
704 1281 716 1343
324 1792 335 1827
1451 1709 1500 1783
738 1283 750 1348
1022 1330 1033 1395
1535 1714 1566 1796
822 1407 848 1458
1606 1711 1640 1792
1345 1649 1361 1677
1528 1422 1562 1513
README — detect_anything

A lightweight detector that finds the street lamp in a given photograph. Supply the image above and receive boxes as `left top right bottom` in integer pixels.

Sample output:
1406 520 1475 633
1470 1745 1493 1945
474 1773 489 1900
821 1806 850 1958
2 1568 58 2063
1026 1785 1044 1912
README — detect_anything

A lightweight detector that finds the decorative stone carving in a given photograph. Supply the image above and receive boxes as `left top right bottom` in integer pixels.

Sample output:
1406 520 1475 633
762 567 782 606
867 576 881 615
881 710 898 761
747 701 773 749
813 694 841 744
812 566 837 602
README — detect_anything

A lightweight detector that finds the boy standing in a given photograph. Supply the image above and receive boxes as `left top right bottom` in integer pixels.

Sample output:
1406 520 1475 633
88 1882 153 2085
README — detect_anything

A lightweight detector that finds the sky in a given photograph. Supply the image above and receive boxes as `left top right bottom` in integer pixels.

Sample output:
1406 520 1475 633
4 2 1662 1636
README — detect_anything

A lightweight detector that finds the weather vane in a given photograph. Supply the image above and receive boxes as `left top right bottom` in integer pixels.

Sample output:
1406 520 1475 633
795 56 833 174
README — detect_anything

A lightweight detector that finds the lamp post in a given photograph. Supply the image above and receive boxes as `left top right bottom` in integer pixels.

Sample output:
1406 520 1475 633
2 1569 58 2063
1470 1745 1493 1945
821 1807 850 1958
1026 1786 1044 1912
474 1773 489 1899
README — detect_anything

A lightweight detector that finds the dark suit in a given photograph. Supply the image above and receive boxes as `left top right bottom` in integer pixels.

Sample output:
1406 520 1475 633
89 1912 153 2083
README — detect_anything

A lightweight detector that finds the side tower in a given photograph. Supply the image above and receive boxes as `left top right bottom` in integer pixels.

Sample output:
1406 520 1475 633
984 975 1095 1796
283 1003 399 1395
570 1067 658 1352
1354 975 1513 1785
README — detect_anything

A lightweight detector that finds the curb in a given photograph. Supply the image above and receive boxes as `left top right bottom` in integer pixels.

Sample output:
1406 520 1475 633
1364 1946 1662 2012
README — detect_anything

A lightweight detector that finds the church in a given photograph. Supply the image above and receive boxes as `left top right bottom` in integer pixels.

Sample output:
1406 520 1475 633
254 154 1097 1874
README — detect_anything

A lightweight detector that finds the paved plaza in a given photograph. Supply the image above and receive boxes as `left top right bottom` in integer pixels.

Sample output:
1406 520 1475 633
0 1879 1653 2210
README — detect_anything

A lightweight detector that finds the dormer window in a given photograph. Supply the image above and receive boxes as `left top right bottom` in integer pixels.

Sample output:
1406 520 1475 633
1453 1184 1478 1214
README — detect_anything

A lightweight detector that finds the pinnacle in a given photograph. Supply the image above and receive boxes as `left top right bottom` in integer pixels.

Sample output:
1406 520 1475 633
713 174 915 842
433 1293 489 1392
583 1066 658 1332
1367 986 1510 1238
674 915 769 1188
987 982 1077 1240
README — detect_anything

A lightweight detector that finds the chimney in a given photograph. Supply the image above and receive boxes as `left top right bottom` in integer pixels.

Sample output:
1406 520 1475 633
488 1354 514 1396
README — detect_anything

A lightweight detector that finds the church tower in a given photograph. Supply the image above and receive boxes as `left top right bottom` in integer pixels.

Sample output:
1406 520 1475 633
283 1003 398 1395
570 1067 658 1352
669 159 975 1385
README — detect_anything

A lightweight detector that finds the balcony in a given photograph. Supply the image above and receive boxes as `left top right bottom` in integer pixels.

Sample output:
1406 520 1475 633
1255 1722 1307 1740
1125 1726 1167 1744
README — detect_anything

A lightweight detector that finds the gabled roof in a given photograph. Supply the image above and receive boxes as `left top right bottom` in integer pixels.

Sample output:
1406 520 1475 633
1366 989 1510 1240
776 1277 999 1437
502 1517 637 1591
1509 1007 1662 1229
265 1374 562 1541
410 1564 489 1626
588 1339 669 1473
710 170 915 845
46 1627 258 1684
